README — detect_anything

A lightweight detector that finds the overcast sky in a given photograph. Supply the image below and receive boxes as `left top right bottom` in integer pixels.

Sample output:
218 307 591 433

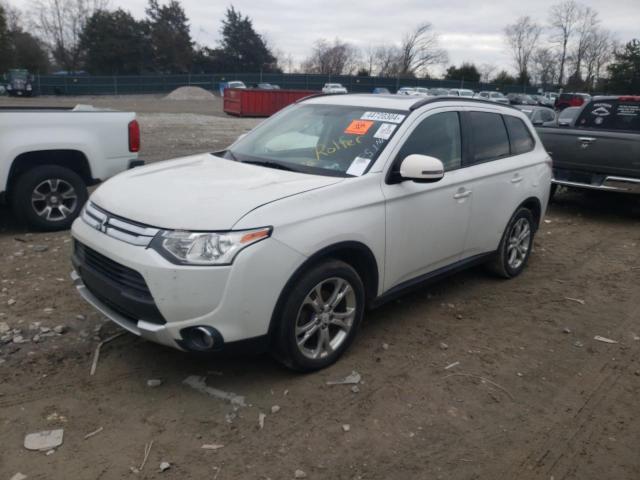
9 0 640 74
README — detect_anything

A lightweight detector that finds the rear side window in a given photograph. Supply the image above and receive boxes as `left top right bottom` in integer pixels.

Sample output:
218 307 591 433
397 112 462 171
468 112 510 164
504 115 535 155
577 100 640 131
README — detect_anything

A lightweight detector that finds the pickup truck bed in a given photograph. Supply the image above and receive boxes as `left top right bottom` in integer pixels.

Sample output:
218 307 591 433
537 96 640 194
0 104 141 230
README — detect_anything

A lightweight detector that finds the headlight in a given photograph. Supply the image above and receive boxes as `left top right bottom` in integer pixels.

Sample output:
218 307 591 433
152 227 271 266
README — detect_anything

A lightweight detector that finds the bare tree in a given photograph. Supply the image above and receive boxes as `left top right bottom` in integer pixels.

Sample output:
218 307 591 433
397 23 447 77
504 16 542 84
567 5 599 85
548 0 579 86
479 63 497 84
371 44 401 77
583 28 614 90
302 38 360 75
31 0 107 71
531 48 559 86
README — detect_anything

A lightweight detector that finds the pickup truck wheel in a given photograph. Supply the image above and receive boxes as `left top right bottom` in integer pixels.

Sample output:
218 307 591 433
273 260 365 372
487 207 535 279
11 165 88 231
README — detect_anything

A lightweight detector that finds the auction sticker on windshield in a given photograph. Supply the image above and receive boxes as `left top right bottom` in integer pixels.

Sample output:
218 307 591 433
373 123 396 140
346 156 371 176
345 119 374 135
361 111 406 123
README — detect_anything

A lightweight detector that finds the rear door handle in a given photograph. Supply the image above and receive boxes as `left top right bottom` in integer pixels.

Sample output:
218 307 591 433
511 174 523 184
453 189 472 199
578 137 596 148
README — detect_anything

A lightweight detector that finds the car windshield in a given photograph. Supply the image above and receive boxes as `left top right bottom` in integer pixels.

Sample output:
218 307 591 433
9 69 28 80
326 84 342 88
224 104 407 177
459 90 474 97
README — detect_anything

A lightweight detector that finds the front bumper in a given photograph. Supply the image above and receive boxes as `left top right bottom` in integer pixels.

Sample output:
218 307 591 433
70 217 305 350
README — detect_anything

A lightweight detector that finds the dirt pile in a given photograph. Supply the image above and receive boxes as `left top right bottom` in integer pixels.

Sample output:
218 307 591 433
164 86 216 101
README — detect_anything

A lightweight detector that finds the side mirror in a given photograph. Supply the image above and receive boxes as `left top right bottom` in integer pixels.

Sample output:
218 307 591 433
399 154 445 183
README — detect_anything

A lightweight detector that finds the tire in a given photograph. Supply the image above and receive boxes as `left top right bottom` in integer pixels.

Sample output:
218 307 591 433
487 207 535 279
272 260 365 372
11 165 88 231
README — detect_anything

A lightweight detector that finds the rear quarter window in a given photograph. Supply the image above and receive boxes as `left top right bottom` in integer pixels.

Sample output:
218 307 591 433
503 115 535 155
577 100 640 131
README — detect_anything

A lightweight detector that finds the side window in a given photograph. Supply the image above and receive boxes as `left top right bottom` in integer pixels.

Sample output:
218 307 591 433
541 109 555 123
467 112 510 164
396 112 462 171
504 115 535 155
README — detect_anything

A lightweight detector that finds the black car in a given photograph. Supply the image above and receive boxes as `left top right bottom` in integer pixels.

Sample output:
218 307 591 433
506 93 538 106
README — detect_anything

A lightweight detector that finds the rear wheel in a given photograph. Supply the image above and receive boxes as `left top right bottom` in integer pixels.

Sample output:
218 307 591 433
272 260 365 372
11 165 88 231
487 207 535 279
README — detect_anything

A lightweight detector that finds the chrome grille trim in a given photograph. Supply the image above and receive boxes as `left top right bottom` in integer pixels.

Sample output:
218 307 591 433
81 202 160 246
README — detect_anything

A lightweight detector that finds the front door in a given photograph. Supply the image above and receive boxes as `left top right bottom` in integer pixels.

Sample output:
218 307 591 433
381 109 472 291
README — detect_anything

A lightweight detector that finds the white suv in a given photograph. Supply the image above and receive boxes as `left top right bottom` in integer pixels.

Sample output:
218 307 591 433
71 95 551 371
321 83 348 94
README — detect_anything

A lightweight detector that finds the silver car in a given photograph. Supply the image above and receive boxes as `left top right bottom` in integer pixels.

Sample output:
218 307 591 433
475 91 510 105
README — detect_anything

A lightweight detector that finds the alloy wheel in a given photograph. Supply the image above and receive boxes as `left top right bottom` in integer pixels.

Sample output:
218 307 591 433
31 178 78 222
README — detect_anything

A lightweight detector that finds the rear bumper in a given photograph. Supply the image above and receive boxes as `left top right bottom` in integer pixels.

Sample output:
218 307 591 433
552 173 640 194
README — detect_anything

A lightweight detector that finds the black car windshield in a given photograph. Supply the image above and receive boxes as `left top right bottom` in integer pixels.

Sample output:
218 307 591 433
224 104 407 177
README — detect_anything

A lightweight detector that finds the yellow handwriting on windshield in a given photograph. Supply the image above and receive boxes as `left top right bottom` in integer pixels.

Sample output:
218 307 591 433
315 136 362 162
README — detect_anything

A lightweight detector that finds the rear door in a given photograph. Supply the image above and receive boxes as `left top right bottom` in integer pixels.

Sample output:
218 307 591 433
568 99 640 177
461 110 539 256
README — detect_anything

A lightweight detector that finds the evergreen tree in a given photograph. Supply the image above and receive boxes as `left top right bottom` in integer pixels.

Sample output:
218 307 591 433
219 6 277 73
146 0 193 73
444 63 481 83
607 39 640 94
80 9 150 74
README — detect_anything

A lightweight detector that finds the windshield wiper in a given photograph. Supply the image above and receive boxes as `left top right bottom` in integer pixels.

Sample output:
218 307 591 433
242 160 299 172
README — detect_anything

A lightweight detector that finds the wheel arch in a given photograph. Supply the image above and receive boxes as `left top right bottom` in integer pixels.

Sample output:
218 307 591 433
7 150 93 199
267 241 380 340
518 196 543 231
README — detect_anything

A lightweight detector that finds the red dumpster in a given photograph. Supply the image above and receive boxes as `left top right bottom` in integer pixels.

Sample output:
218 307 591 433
224 88 318 117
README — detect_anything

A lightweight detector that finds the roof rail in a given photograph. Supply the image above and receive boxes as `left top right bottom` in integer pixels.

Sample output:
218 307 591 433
409 96 519 111
295 92 346 103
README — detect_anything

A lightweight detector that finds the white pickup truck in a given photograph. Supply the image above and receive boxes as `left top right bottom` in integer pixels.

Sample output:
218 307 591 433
0 105 142 230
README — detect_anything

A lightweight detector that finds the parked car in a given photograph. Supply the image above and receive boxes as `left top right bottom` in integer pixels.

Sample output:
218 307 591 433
556 106 581 127
396 87 417 95
514 105 557 126
555 92 591 110
429 88 450 96
531 94 555 107
5 69 34 97
226 81 247 89
256 83 279 89
322 83 348 94
448 89 474 97
506 93 538 106
537 96 640 196
414 87 432 97
71 94 551 371
372 87 391 94
0 104 142 230
475 91 510 105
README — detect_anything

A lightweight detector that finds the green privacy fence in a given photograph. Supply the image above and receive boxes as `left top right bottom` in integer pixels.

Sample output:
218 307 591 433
33 72 543 96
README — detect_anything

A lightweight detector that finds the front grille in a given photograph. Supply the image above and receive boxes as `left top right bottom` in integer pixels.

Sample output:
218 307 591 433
75 242 151 299
81 202 160 246
73 241 166 325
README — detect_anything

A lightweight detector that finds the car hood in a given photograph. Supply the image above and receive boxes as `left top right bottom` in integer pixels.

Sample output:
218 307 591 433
90 153 343 230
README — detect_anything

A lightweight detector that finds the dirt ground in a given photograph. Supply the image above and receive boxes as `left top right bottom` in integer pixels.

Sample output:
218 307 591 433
1 94 639 480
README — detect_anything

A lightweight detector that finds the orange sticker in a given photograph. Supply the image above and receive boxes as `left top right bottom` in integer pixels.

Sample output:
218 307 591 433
344 119 374 135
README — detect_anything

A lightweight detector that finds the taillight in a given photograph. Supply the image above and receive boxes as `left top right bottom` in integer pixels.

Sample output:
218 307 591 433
128 120 140 152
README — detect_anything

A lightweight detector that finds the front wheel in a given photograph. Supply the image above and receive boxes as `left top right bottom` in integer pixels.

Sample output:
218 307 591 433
11 165 88 231
272 260 365 372
487 207 535 279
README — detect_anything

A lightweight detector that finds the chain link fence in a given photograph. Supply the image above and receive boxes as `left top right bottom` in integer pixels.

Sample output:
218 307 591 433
33 72 544 96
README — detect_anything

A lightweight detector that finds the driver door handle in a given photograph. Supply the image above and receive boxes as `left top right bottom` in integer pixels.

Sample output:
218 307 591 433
511 174 523 184
453 188 472 199
579 137 596 148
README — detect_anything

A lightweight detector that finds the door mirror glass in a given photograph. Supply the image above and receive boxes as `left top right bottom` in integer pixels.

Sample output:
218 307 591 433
399 154 445 182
